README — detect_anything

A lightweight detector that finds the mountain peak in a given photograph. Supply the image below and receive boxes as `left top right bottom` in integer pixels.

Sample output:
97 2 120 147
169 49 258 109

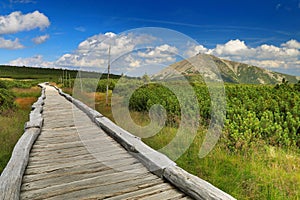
153 54 299 84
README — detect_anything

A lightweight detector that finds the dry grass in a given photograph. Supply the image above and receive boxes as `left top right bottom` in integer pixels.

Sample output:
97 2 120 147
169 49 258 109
12 86 41 97
15 97 37 109
0 86 40 174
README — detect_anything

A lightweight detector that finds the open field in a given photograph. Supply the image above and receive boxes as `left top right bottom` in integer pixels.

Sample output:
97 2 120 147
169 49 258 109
0 80 41 173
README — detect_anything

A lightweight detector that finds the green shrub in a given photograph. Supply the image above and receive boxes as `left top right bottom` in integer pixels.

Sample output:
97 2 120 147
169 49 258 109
0 88 15 113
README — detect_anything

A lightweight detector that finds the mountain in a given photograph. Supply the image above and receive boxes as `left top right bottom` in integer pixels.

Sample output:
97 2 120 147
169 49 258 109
152 54 300 84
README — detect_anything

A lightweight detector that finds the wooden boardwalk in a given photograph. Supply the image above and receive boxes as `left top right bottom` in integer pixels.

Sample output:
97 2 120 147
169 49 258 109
20 86 192 199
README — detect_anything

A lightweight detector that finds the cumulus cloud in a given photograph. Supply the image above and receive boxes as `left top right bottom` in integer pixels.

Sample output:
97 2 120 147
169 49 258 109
54 32 181 75
138 44 177 59
7 29 299 76
213 39 249 56
0 37 24 49
210 39 300 72
180 38 299 73
184 42 208 57
9 55 53 68
0 11 50 34
32 34 49 44
281 39 300 49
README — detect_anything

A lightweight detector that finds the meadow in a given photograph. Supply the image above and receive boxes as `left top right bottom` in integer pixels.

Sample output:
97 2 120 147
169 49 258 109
1 65 299 199
67 78 300 200
0 79 41 173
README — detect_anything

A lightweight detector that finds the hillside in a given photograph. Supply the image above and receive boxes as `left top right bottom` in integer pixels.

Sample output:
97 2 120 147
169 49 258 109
152 54 300 84
0 65 120 81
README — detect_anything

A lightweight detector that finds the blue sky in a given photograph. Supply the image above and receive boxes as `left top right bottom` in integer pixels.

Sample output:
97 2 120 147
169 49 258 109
0 0 300 76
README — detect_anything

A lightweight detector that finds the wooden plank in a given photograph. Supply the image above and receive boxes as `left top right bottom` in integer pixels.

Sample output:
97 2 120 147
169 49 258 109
139 188 185 200
21 163 149 192
31 137 110 151
24 154 136 175
21 171 157 199
27 150 131 168
106 182 177 200
28 145 127 160
34 175 163 200
23 158 144 183
28 147 127 163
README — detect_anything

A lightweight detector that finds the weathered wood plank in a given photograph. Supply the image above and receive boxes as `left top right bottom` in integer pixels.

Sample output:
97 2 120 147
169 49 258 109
139 188 185 200
22 158 144 183
27 150 132 169
21 172 157 199
28 145 128 160
106 182 180 200
36 175 164 200
21 163 148 192
24 153 136 175
28 148 127 164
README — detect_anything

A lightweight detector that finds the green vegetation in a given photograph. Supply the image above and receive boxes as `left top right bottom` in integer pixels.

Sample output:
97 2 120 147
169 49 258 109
1 65 299 199
0 80 41 173
85 78 300 200
129 82 300 150
0 65 77 80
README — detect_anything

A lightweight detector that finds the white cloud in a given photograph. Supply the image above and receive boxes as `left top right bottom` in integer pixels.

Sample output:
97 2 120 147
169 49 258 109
75 26 86 32
281 39 300 49
213 39 249 55
0 37 24 49
6 29 299 76
209 39 300 74
32 34 49 44
184 42 208 57
54 32 180 75
56 32 159 69
9 55 53 68
0 11 50 34
137 44 178 58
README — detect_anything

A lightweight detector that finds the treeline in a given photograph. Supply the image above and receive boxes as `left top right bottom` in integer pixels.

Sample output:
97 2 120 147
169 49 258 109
0 65 122 82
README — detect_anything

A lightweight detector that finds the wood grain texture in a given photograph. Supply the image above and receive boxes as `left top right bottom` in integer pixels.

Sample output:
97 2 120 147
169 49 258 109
19 85 190 200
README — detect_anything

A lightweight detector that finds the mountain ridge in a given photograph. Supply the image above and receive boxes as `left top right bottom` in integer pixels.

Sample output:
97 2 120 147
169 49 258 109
152 54 300 84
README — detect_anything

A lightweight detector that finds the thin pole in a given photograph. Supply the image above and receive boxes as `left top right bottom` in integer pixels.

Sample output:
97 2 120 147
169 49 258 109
62 69 64 85
106 45 111 106
69 73 71 88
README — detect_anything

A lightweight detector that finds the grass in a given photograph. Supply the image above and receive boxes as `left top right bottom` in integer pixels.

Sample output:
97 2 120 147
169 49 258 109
71 89 300 200
0 86 41 174
175 134 300 200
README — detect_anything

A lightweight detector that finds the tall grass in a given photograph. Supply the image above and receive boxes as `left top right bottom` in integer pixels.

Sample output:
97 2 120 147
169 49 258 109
0 86 40 174
81 89 299 200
